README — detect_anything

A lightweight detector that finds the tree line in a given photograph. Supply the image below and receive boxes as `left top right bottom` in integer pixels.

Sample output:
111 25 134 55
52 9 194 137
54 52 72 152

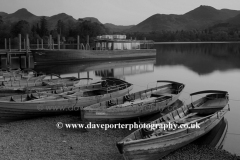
125 25 240 42
1 14 240 46
0 16 109 45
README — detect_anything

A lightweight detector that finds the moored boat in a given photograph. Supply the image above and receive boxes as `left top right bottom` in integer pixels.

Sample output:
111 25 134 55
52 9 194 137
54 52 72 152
82 81 185 123
31 49 156 65
0 71 84 96
0 77 133 121
116 90 229 160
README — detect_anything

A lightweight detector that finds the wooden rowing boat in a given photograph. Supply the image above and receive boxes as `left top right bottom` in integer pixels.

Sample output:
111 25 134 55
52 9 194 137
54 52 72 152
116 90 229 160
0 71 85 96
82 81 185 123
0 77 133 121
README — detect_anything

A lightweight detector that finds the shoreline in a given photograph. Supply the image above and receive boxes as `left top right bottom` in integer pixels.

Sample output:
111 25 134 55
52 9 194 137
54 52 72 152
0 115 239 160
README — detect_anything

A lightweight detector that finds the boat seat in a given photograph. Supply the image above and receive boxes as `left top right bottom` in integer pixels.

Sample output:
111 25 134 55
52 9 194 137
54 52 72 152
162 115 170 122
172 110 180 120
182 105 188 115
10 96 15 102
123 94 133 102
25 94 38 101
30 94 38 100
177 108 185 118
165 114 174 121
150 94 163 98
107 100 116 107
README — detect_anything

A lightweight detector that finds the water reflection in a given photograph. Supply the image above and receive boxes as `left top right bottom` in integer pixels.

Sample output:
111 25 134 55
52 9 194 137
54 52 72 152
193 117 228 149
34 59 155 79
155 43 240 75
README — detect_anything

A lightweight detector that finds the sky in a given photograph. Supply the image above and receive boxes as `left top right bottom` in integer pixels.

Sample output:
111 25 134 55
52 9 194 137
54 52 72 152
0 0 239 25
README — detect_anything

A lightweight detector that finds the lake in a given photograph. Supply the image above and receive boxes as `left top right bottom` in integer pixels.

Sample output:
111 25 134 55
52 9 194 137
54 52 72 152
1 42 240 155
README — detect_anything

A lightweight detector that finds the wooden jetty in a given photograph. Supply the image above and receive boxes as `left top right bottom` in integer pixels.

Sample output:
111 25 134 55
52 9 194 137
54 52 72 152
1 34 155 66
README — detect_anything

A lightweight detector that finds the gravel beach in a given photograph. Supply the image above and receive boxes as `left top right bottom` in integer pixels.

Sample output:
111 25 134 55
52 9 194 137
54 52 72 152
0 115 239 160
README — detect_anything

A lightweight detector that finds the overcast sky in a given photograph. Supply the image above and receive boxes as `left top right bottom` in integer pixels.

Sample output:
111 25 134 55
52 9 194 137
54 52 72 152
0 0 239 25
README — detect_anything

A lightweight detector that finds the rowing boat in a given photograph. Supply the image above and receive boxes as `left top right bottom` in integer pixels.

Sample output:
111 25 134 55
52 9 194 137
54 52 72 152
116 90 229 160
82 81 185 122
0 77 133 121
0 71 85 96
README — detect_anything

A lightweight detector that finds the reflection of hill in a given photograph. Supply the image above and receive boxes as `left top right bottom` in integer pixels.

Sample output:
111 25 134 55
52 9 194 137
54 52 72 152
155 43 240 75
34 59 155 78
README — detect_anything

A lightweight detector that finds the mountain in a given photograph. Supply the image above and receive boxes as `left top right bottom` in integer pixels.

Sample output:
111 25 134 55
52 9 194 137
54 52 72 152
128 14 188 32
104 23 135 33
226 13 240 26
47 13 77 29
82 17 101 24
128 5 240 32
1 6 239 33
0 12 7 17
185 5 230 21
3 8 39 23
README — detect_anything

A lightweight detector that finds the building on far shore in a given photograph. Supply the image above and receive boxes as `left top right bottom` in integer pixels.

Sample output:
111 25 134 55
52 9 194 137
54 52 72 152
94 35 154 50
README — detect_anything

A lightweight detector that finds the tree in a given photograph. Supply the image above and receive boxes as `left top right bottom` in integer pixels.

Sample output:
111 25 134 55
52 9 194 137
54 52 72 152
11 20 31 37
56 20 64 35
0 16 3 24
39 16 49 37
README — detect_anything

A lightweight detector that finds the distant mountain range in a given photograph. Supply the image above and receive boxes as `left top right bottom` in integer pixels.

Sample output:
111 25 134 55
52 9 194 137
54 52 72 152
0 8 134 32
1 5 240 33
128 5 240 32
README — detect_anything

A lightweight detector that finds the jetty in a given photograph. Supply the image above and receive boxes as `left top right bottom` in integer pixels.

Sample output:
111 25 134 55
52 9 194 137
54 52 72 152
0 34 155 66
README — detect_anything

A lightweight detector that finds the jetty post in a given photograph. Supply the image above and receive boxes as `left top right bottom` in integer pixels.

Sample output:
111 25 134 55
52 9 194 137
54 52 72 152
49 35 52 49
41 39 43 49
7 38 11 65
25 34 30 68
52 38 55 49
8 38 11 52
4 38 7 50
18 34 21 51
87 71 89 78
58 34 60 50
37 39 39 49
23 39 25 50
77 35 80 50
144 37 146 49
86 35 89 50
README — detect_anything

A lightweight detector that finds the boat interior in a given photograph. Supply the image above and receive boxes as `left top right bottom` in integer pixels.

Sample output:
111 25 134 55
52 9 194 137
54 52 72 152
84 83 183 110
0 79 131 102
120 92 229 142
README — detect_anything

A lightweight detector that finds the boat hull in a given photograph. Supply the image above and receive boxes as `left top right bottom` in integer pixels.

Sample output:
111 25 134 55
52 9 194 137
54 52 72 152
83 93 180 123
31 49 156 65
0 84 133 122
120 111 226 160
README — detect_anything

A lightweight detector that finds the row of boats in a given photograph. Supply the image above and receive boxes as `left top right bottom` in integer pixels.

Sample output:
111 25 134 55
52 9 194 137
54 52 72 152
0 68 230 160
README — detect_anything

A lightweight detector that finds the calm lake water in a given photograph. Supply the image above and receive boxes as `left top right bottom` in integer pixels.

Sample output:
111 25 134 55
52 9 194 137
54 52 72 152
1 42 240 155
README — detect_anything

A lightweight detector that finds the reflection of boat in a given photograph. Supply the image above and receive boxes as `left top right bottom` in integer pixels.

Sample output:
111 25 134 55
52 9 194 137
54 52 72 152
193 117 228 149
82 81 184 122
155 43 240 75
95 63 154 78
0 78 133 122
116 90 229 160
34 59 155 75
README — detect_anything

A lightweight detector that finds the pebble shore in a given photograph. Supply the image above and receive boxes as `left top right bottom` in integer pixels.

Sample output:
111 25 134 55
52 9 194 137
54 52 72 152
0 115 239 160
